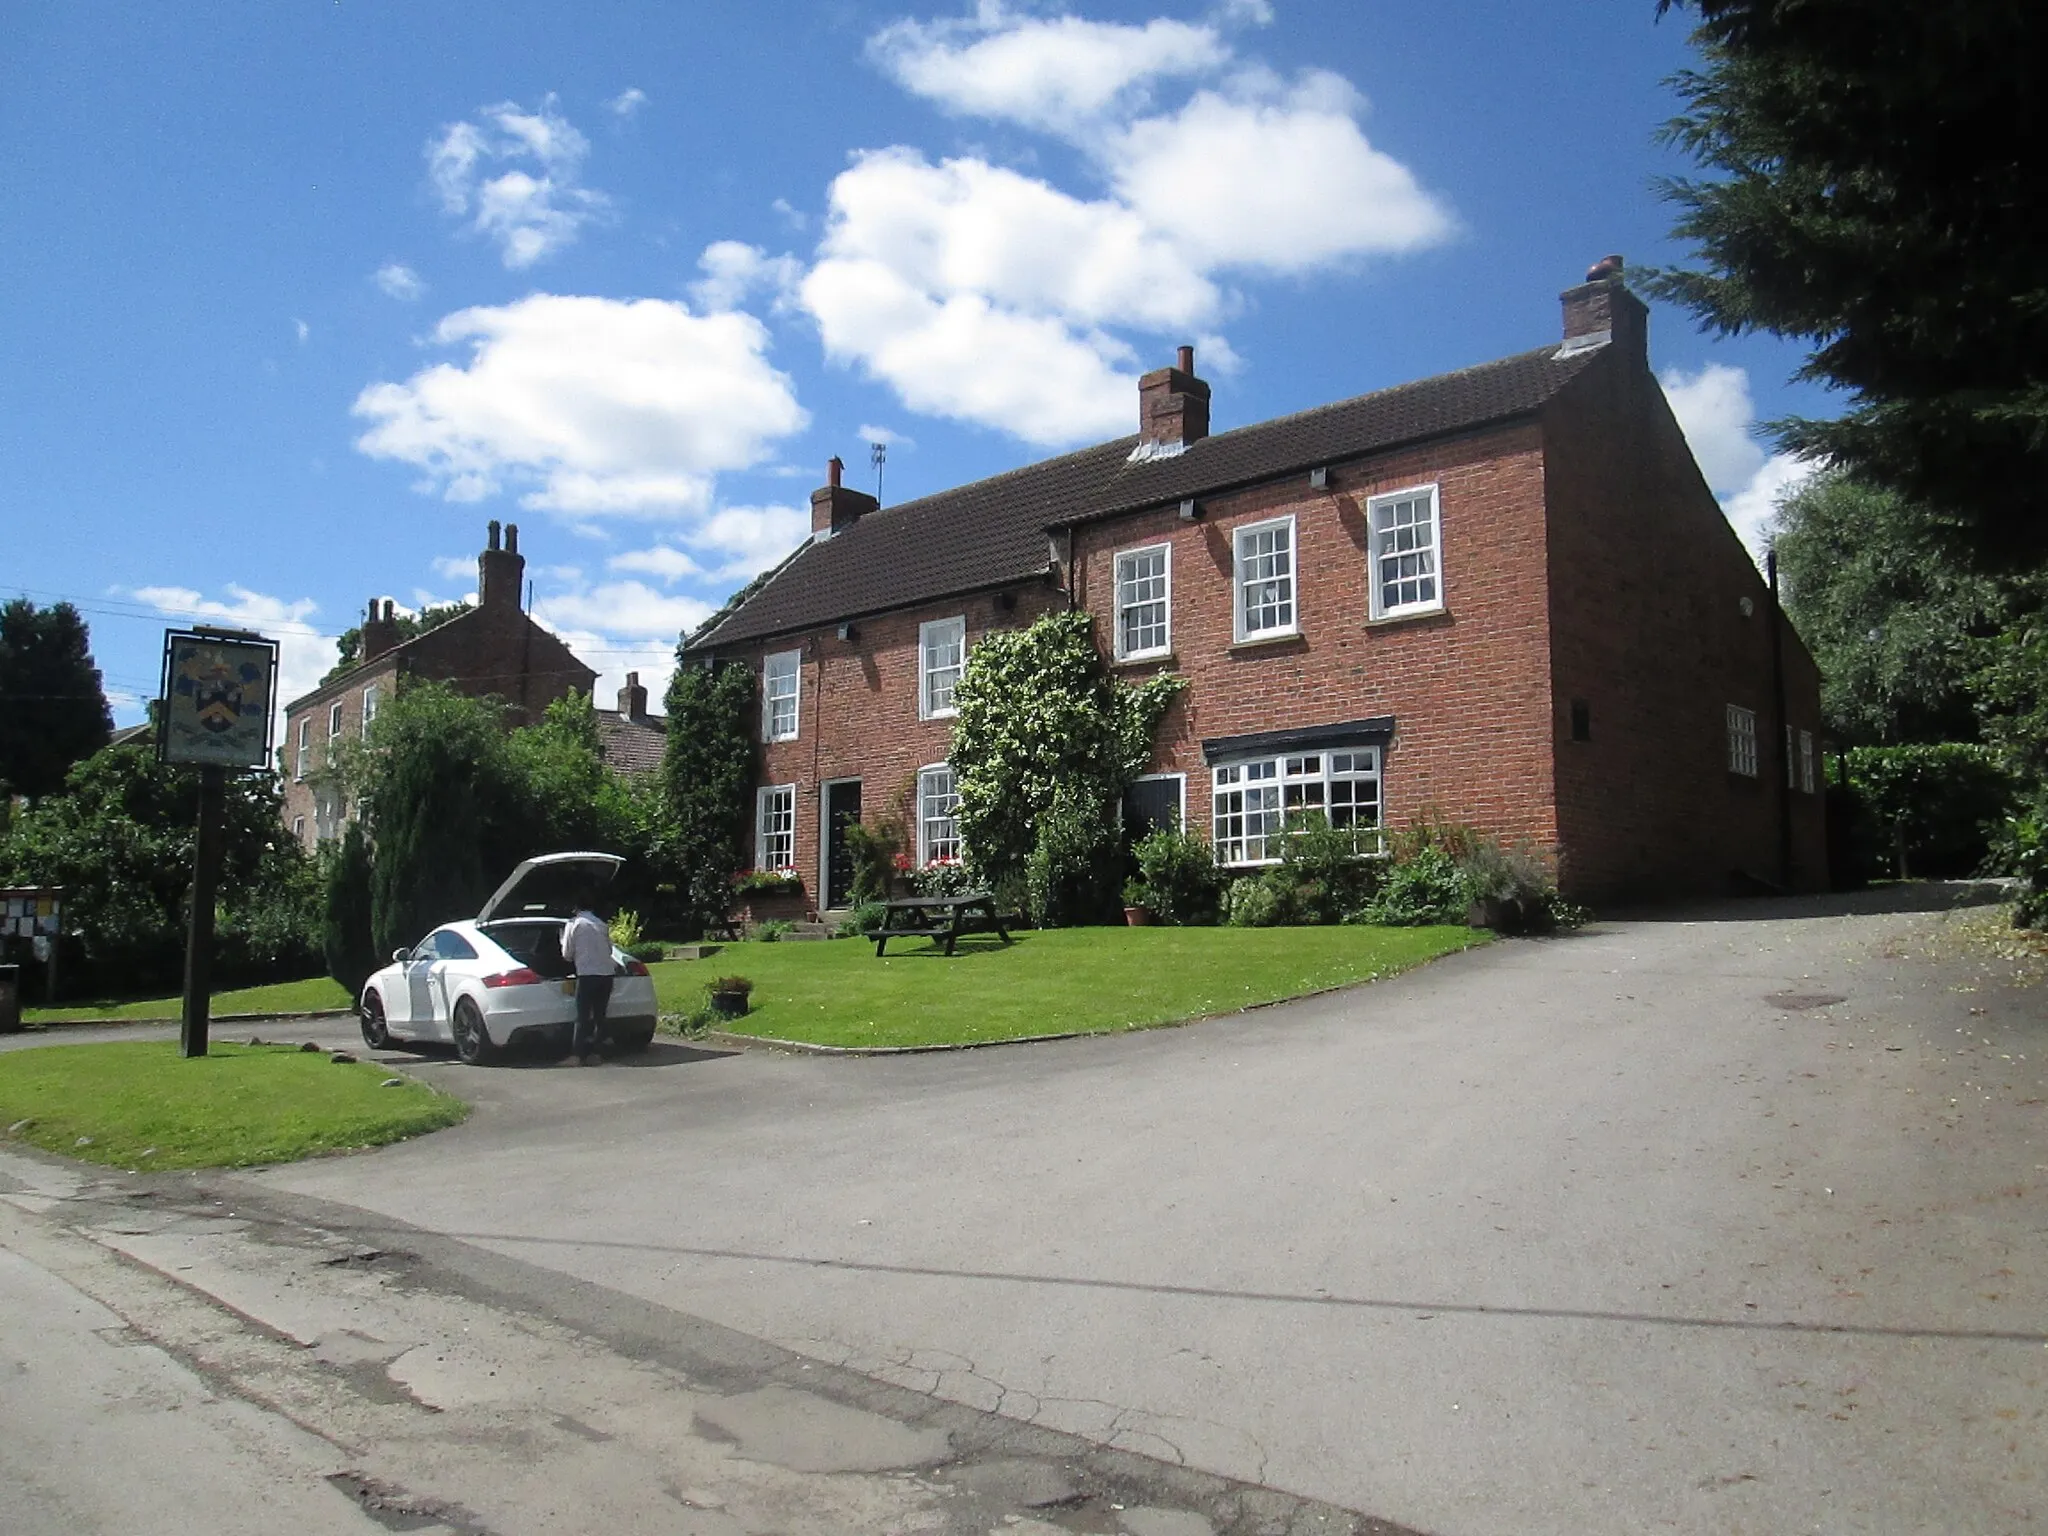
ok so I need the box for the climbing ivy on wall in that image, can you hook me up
[948,609,1186,915]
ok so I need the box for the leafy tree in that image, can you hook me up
[357,682,528,954]
[321,601,472,684]
[949,610,1187,906]
[1774,472,2008,744]
[660,656,756,930]
[504,691,642,854]
[0,599,113,798]
[1971,574,2048,791]
[1649,0,2048,566]
[0,741,310,994]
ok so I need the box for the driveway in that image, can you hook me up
[23,890,2047,1534]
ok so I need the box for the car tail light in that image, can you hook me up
[622,957,650,977]
[482,967,543,989]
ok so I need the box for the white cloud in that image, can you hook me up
[772,197,807,231]
[127,584,326,738]
[534,580,710,639]
[293,318,310,344]
[1106,75,1454,269]
[1660,362,1766,494]
[858,423,913,447]
[608,545,703,582]
[608,87,647,117]
[693,504,811,579]
[426,96,607,268]
[351,293,808,517]
[690,241,802,314]
[800,7,1453,445]
[871,2,1228,134]
[374,262,426,301]
[1661,362,1818,561]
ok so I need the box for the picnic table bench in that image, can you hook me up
[870,892,1016,957]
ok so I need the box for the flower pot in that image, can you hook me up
[709,990,750,1019]
[1124,905,1154,927]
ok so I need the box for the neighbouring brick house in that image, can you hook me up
[281,522,632,848]
[681,264,1828,911]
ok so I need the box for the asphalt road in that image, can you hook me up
[15,889,2046,1533]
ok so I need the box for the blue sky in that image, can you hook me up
[3,0,1822,731]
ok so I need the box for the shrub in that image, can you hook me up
[1991,808,2048,929]
[1025,785,1121,927]
[1843,743,2017,878]
[1224,873,1285,927]
[708,975,753,997]
[1127,824,1224,925]
[910,858,977,898]
[1361,845,1472,926]
[835,901,888,937]
[754,919,794,943]
[659,1003,717,1038]
[624,941,666,964]
[661,658,757,934]
[841,818,903,904]
[608,908,644,948]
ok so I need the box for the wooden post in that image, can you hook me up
[180,765,227,1058]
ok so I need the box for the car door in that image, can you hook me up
[426,928,481,1035]
[394,937,438,1031]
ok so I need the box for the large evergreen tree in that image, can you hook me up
[0,599,113,798]
[660,656,755,930]
[1649,0,2048,566]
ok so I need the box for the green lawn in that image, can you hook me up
[23,974,354,1025]
[657,924,1486,1049]
[0,1041,468,1169]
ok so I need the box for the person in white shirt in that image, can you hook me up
[561,893,614,1066]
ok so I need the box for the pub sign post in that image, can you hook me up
[157,627,279,1058]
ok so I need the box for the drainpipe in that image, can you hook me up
[1767,546,1793,890]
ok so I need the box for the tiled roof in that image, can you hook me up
[687,341,1602,652]
[596,711,666,778]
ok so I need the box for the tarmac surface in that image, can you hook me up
[4,884,2044,1534]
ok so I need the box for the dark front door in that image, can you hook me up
[824,781,863,910]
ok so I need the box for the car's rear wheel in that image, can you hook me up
[360,991,391,1050]
[451,998,498,1066]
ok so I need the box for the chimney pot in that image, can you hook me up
[1177,344,1194,372]
[505,523,519,555]
[488,519,501,551]
[828,456,843,489]
[478,520,527,609]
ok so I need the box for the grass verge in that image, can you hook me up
[23,975,355,1024]
[0,1042,468,1169]
[655,924,1486,1050]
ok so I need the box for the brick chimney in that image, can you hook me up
[616,671,649,720]
[1132,344,1210,461]
[478,519,526,610]
[361,598,400,662]
[810,456,878,539]
[1560,255,1647,367]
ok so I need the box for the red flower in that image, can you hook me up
[891,853,913,871]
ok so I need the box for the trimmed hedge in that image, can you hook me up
[1839,743,2017,880]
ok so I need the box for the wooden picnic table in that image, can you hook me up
[870,892,1015,957]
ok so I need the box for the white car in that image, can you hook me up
[359,852,658,1065]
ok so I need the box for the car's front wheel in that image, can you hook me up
[360,991,391,1050]
[451,998,499,1066]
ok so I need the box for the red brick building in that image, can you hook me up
[682,266,1827,910]
[282,522,606,848]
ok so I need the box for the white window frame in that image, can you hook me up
[1113,543,1173,661]
[1799,729,1816,795]
[1726,704,1759,777]
[1366,483,1445,620]
[1212,748,1381,867]
[294,718,309,781]
[328,701,344,740]
[919,616,966,720]
[360,684,379,739]
[762,649,801,743]
[755,783,797,872]
[1233,515,1298,642]
[915,764,961,866]
[292,815,305,843]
